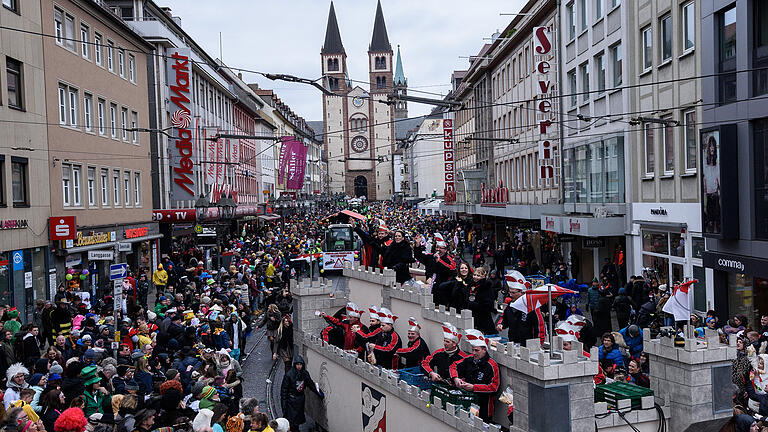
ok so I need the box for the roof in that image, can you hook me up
[369,0,391,52]
[395,117,424,141]
[322,2,345,55]
[394,45,406,86]
[307,121,325,141]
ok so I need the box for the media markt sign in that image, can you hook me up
[167,47,195,202]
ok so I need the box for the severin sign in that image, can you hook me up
[534,26,556,181]
[167,47,195,201]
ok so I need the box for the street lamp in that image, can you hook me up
[194,193,211,222]
[217,193,237,221]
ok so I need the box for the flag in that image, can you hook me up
[662,279,698,322]
[510,284,576,314]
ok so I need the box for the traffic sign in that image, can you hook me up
[110,263,128,280]
[194,224,203,234]
[117,242,132,252]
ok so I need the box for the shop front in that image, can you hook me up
[541,214,626,284]
[629,203,707,312]
[53,223,161,300]
[704,251,768,328]
[0,218,51,321]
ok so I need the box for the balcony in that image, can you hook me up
[122,17,182,47]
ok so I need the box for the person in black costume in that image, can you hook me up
[280,355,323,432]
[395,318,430,369]
[381,230,415,284]
[413,233,457,307]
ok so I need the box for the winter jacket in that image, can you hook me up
[413,245,457,306]
[497,305,546,345]
[449,352,500,421]
[619,327,643,357]
[448,276,472,312]
[381,240,415,284]
[322,315,363,351]
[598,344,625,372]
[280,355,320,427]
[368,329,402,370]
[395,336,431,369]
[586,286,600,311]
[83,388,111,417]
[465,279,496,335]
[354,226,388,269]
[421,348,468,381]
[627,372,650,388]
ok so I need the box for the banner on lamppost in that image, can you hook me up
[286,140,308,190]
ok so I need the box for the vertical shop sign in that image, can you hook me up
[167,47,195,200]
[534,26,556,181]
[443,118,454,195]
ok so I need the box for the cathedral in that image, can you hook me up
[321,1,407,200]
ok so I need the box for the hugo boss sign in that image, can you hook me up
[167,48,195,201]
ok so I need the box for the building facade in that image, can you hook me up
[701,0,768,324]
[320,1,398,200]
[42,0,157,299]
[0,0,51,319]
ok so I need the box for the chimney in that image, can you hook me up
[159,6,172,17]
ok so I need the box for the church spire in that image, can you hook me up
[322,2,345,55]
[394,45,406,86]
[369,0,391,52]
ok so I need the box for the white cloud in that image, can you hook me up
[158,0,524,121]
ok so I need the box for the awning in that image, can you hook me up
[258,214,280,221]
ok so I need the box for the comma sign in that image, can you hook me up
[167,47,195,201]
[534,26,556,180]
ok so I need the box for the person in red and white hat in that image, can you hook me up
[556,317,605,384]
[317,302,368,351]
[364,307,402,369]
[395,317,431,368]
[496,270,546,345]
[449,329,500,422]
[352,218,391,269]
[413,232,457,307]
[422,322,469,382]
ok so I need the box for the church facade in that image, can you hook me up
[320,1,407,200]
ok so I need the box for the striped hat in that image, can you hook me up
[201,385,217,399]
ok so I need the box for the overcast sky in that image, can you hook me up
[159,0,525,121]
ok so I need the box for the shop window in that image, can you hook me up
[693,265,707,312]
[669,232,686,257]
[642,254,669,284]
[692,236,705,259]
[642,231,668,254]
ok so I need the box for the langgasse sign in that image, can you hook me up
[167,48,195,201]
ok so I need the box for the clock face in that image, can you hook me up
[351,136,369,153]
[353,96,364,107]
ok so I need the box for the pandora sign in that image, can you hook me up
[167,48,195,201]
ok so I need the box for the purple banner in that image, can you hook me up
[277,136,294,186]
[286,140,308,190]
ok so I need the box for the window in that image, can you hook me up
[568,70,577,106]
[660,15,672,62]
[682,2,695,52]
[87,167,95,206]
[62,164,71,206]
[80,24,90,59]
[6,58,22,109]
[83,94,93,131]
[107,41,114,71]
[0,158,4,206]
[662,116,674,175]
[610,0,619,8]
[720,7,737,104]
[58,86,66,124]
[644,123,655,176]
[97,99,105,135]
[68,87,78,126]
[566,2,576,40]
[755,2,768,95]
[595,52,605,94]
[754,119,768,239]
[595,0,602,20]
[54,8,63,44]
[134,173,140,205]
[121,108,128,140]
[11,158,27,206]
[71,165,81,206]
[684,110,696,172]
[110,103,117,137]
[100,168,109,205]
[3,0,18,13]
[131,111,138,142]
[579,0,587,31]
[128,55,135,82]
[642,27,652,71]
[579,62,589,103]
[113,170,120,205]
[123,171,130,206]
[94,33,102,66]
[64,14,75,51]
[118,49,125,77]
[611,43,622,87]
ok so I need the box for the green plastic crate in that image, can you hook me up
[429,383,478,413]
[594,381,654,409]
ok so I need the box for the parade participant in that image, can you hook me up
[413,233,457,307]
[448,262,472,311]
[449,329,500,422]
[51,299,73,339]
[152,264,168,293]
[381,229,415,284]
[555,317,605,385]
[318,302,366,351]
[464,267,496,335]
[4,363,29,409]
[364,308,401,369]
[496,270,545,344]
[353,219,390,269]
[280,355,323,432]
[395,318,430,369]
[422,323,468,382]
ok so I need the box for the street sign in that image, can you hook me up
[110,263,128,280]
[194,224,203,234]
[89,250,114,260]
[117,242,132,252]
[113,279,123,296]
